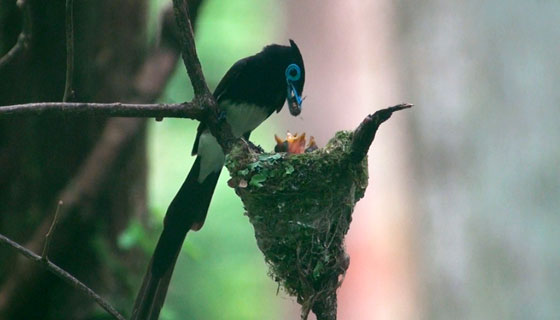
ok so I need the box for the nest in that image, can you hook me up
[226,131,369,320]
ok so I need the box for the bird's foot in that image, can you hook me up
[247,140,264,153]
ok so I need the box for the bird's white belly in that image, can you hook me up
[223,102,270,137]
[197,102,269,182]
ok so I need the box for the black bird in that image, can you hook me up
[132,40,305,320]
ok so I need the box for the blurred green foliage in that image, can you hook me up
[142,0,289,319]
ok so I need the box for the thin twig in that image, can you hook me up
[0,101,206,119]
[41,200,63,261]
[0,0,32,70]
[63,0,75,102]
[0,233,126,320]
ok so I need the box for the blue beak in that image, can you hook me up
[287,81,303,116]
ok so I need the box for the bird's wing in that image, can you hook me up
[192,58,249,156]
[213,57,248,102]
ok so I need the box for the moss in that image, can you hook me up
[225,131,368,320]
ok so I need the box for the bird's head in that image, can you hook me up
[261,40,305,116]
[284,40,305,116]
[217,40,305,117]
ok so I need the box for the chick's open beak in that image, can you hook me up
[274,132,316,154]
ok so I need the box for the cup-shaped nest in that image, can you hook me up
[225,131,368,320]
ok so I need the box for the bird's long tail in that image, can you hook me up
[131,156,221,320]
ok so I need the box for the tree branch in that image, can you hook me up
[0,233,125,320]
[170,0,210,98]
[350,103,413,163]
[0,0,32,70]
[0,101,205,119]
[170,0,237,154]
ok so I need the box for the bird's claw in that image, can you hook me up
[247,140,264,153]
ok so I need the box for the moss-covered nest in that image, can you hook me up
[225,131,368,320]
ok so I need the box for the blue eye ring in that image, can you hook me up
[285,64,301,81]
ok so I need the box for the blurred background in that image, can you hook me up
[1,0,559,319]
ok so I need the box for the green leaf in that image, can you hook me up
[313,261,324,279]
[249,173,268,187]
[258,153,282,162]
[284,164,295,175]
[248,162,261,170]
